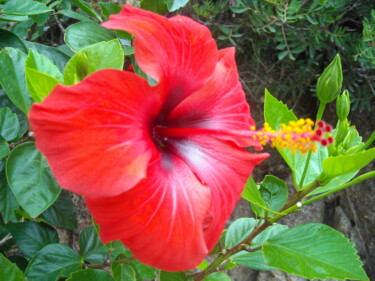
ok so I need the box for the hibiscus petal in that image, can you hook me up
[102,5,218,109]
[167,136,268,251]
[165,47,258,147]
[85,154,211,271]
[29,69,160,197]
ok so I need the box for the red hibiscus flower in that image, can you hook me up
[29,5,268,271]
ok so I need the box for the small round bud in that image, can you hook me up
[316,55,343,104]
[296,202,302,208]
[334,119,349,145]
[336,90,351,120]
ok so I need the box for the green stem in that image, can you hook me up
[298,151,312,188]
[298,102,326,188]
[315,102,326,123]
[193,178,323,280]
[303,171,375,206]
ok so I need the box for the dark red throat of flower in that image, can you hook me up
[153,119,333,154]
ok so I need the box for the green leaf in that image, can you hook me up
[0,253,26,281]
[277,50,289,60]
[0,174,19,223]
[264,90,329,187]
[64,21,116,51]
[2,0,52,15]
[242,177,266,207]
[25,49,63,82]
[105,240,127,261]
[112,263,137,281]
[59,9,93,22]
[140,0,167,14]
[25,42,71,73]
[67,269,116,281]
[0,14,29,22]
[165,0,189,12]
[263,223,369,280]
[231,224,288,271]
[6,221,59,258]
[130,260,156,280]
[159,271,188,281]
[0,48,32,115]
[225,218,257,248]
[322,148,375,178]
[41,190,78,230]
[0,107,19,141]
[0,90,28,139]
[25,244,84,281]
[0,29,28,53]
[6,142,61,218]
[79,226,109,263]
[63,39,124,85]
[99,2,122,19]
[258,175,288,212]
[0,142,10,159]
[68,0,102,21]
[25,68,60,102]
[203,272,231,281]
[264,89,297,130]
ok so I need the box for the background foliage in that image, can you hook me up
[190,0,375,112]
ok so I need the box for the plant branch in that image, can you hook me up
[303,171,375,206]
[193,177,323,280]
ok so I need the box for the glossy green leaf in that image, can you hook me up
[25,42,71,73]
[6,142,61,217]
[264,89,297,129]
[2,0,52,15]
[67,269,116,281]
[232,251,274,271]
[309,171,358,195]
[203,272,231,281]
[159,271,188,281]
[6,221,59,258]
[0,29,28,53]
[26,49,63,82]
[68,0,102,21]
[165,0,189,12]
[0,14,29,22]
[231,224,288,271]
[65,21,116,51]
[99,2,122,19]
[105,240,127,261]
[140,0,167,14]
[225,218,257,248]
[59,9,93,22]
[323,148,375,178]
[0,143,10,159]
[0,107,19,141]
[63,39,124,85]
[242,177,267,208]
[0,253,26,281]
[79,226,108,263]
[42,190,77,230]
[0,48,32,115]
[131,260,156,280]
[30,13,50,26]
[0,174,19,223]
[112,262,137,281]
[263,223,369,280]
[25,68,60,102]
[259,175,288,212]
[0,90,28,138]
[25,244,84,281]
